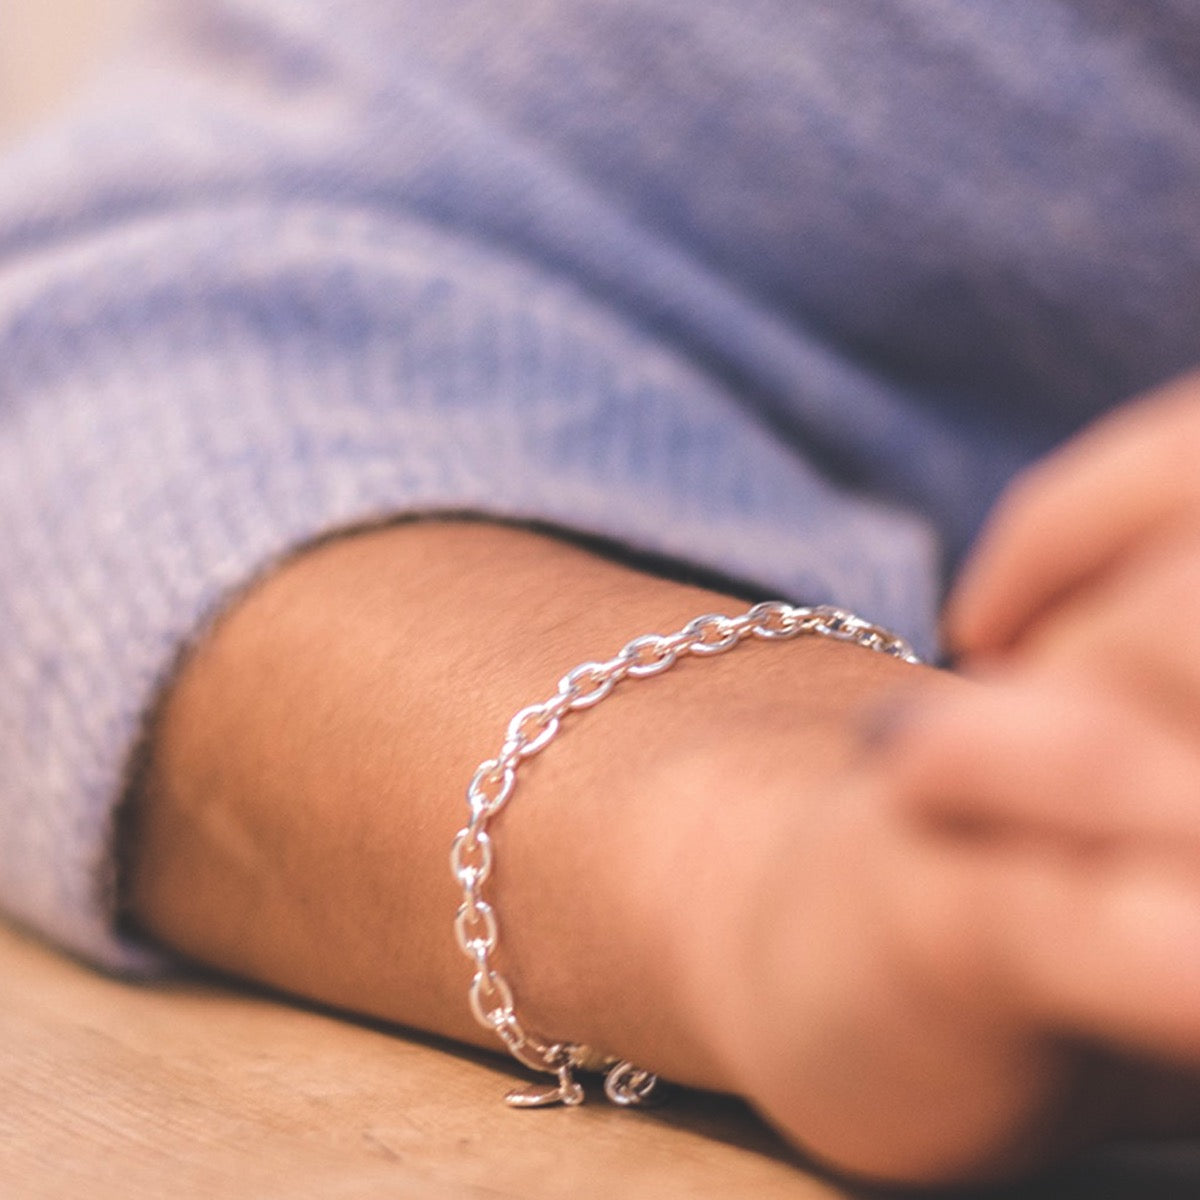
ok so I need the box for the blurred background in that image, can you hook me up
[1,0,144,144]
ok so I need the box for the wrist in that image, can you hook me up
[492,624,925,1098]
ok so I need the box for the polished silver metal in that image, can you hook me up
[603,1060,665,1107]
[451,602,922,1110]
[506,1062,586,1108]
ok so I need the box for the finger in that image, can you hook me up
[945,372,1200,660]
[1010,532,1200,744]
[877,677,1200,854]
[892,828,1200,1065]
[1001,857,1200,1062]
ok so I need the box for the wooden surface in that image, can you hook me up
[5,919,1200,1200]
[0,920,844,1200]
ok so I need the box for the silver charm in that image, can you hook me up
[505,1065,585,1108]
[604,1060,665,1107]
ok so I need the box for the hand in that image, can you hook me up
[669,678,1200,1187]
[851,374,1200,1178]
[930,369,1200,862]
[946,368,1200,667]
[121,518,1200,1190]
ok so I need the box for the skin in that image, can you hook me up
[123,375,1200,1187]
[892,374,1200,1052]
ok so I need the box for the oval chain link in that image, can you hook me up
[451,602,921,1107]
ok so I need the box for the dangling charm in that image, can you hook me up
[505,1062,585,1108]
[603,1061,664,1107]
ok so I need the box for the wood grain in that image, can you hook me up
[6,918,1200,1199]
[0,920,847,1199]
[7,916,1200,1198]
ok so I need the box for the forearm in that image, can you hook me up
[122,519,923,1092]
[126,519,1169,1186]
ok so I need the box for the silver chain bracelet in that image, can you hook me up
[451,600,922,1110]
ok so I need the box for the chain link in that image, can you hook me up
[451,602,921,1108]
